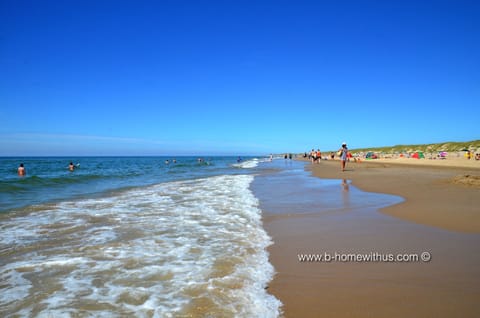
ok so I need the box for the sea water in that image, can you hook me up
[0,156,282,317]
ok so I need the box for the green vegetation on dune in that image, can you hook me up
[349,140,480,154]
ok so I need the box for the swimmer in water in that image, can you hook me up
[18,163,26,176]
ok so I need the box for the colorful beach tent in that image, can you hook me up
[412,152,425,159]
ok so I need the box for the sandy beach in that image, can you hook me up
[311,157,480,233]
[262,158,480,317]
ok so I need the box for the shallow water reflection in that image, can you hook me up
[252,160,403,217]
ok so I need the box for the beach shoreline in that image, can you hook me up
[308,158,480,233]
[262,158,480,317]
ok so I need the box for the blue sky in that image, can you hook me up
[1,0,479,156]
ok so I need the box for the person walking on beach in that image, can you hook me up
[339,142,348,171]
[310,149,316,164]
[18,163,26,176]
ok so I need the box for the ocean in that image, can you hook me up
[0,156,282,317]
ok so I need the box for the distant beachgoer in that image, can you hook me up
[69,162,75,171]
[237,157,242,163]
[165,160,170,165]
[316,149,321,163]
[310,149,316,164]
[339,142,348,171]
[270,154,273,161]
[173,159,177,163]
[18,163,26,176]
[330,152,335,160]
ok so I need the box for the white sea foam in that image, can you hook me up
[232,157,266,169]
[0,174,282,317]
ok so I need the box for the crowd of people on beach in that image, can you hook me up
[302,141,480,173]
[303,142,351,171]
[465,150,480,160]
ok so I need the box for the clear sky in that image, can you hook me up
[1,0,479,156]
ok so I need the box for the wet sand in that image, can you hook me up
[311,158,480,233]
[260,159,480,318]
